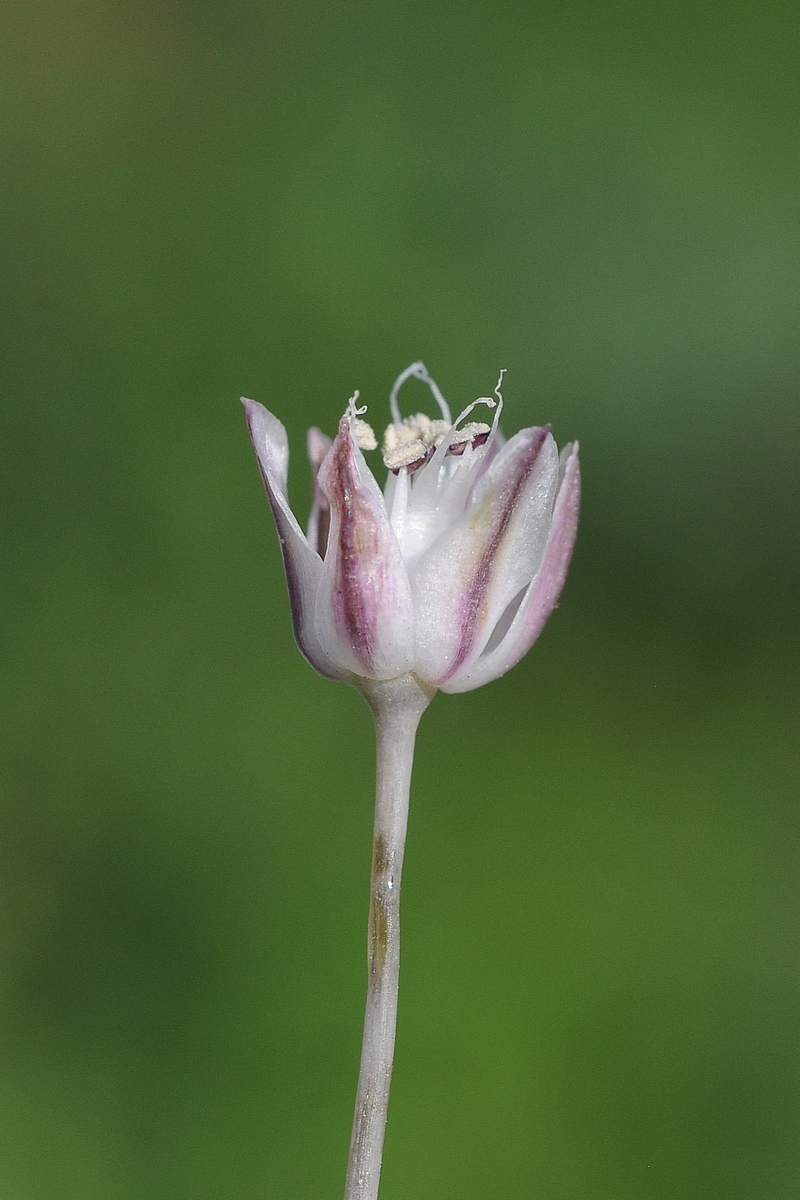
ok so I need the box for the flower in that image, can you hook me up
[242,363,579,694]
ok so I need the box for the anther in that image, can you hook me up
[382,413,493,473]
[354,419,377,451]
[446,421,491,455]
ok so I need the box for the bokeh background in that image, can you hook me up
[2,1,799,1196]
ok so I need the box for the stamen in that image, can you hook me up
[384,443,428,473]
[382,370,506,473]
[354,419,377,451]
[426,395,493,470]
[453,369,505,439]
[388,362,453,426]
[452,396,496,428]
[447,420,491,455]
[381,415,421,471]
[460,369,506,456]
[343,391,377,450]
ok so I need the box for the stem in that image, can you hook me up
[344,673,435,1200]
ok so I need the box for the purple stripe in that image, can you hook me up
[445,425,551,682]
[326,422,381,672]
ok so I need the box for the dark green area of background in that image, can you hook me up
[1,1,799,1196]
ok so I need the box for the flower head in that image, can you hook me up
[242,363,579,694]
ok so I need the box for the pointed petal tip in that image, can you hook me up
[560,442,581,490]
[241,396,279,423]
[307,426,332,457]
[241,396,271,439]
[241,396,257,425]
[241,399,289,461]
[240,396,263,419]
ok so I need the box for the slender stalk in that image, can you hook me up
[344,673,435,1200]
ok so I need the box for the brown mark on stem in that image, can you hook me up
[369,834,392,984]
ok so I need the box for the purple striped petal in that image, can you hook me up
[411,425,561,687]
[242,399,349,681]
[316,416,415,680]
[442,442,580,693]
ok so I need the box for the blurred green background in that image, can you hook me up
[1,0,799,1196]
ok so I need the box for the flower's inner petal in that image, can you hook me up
[384,464,410,544]
[306,427,332,560]
[390,392,501,564]
[397,441,484,563]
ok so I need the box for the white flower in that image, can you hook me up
[242,362,579,693]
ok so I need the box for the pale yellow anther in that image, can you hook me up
[448,420,491,447]
[381,413,492,471]
[427,419,451,447]
[354,418,377,451]
[383,422,416,453]
[404,413,430,440]
[382,417,429,470]
[383,437,428,471]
